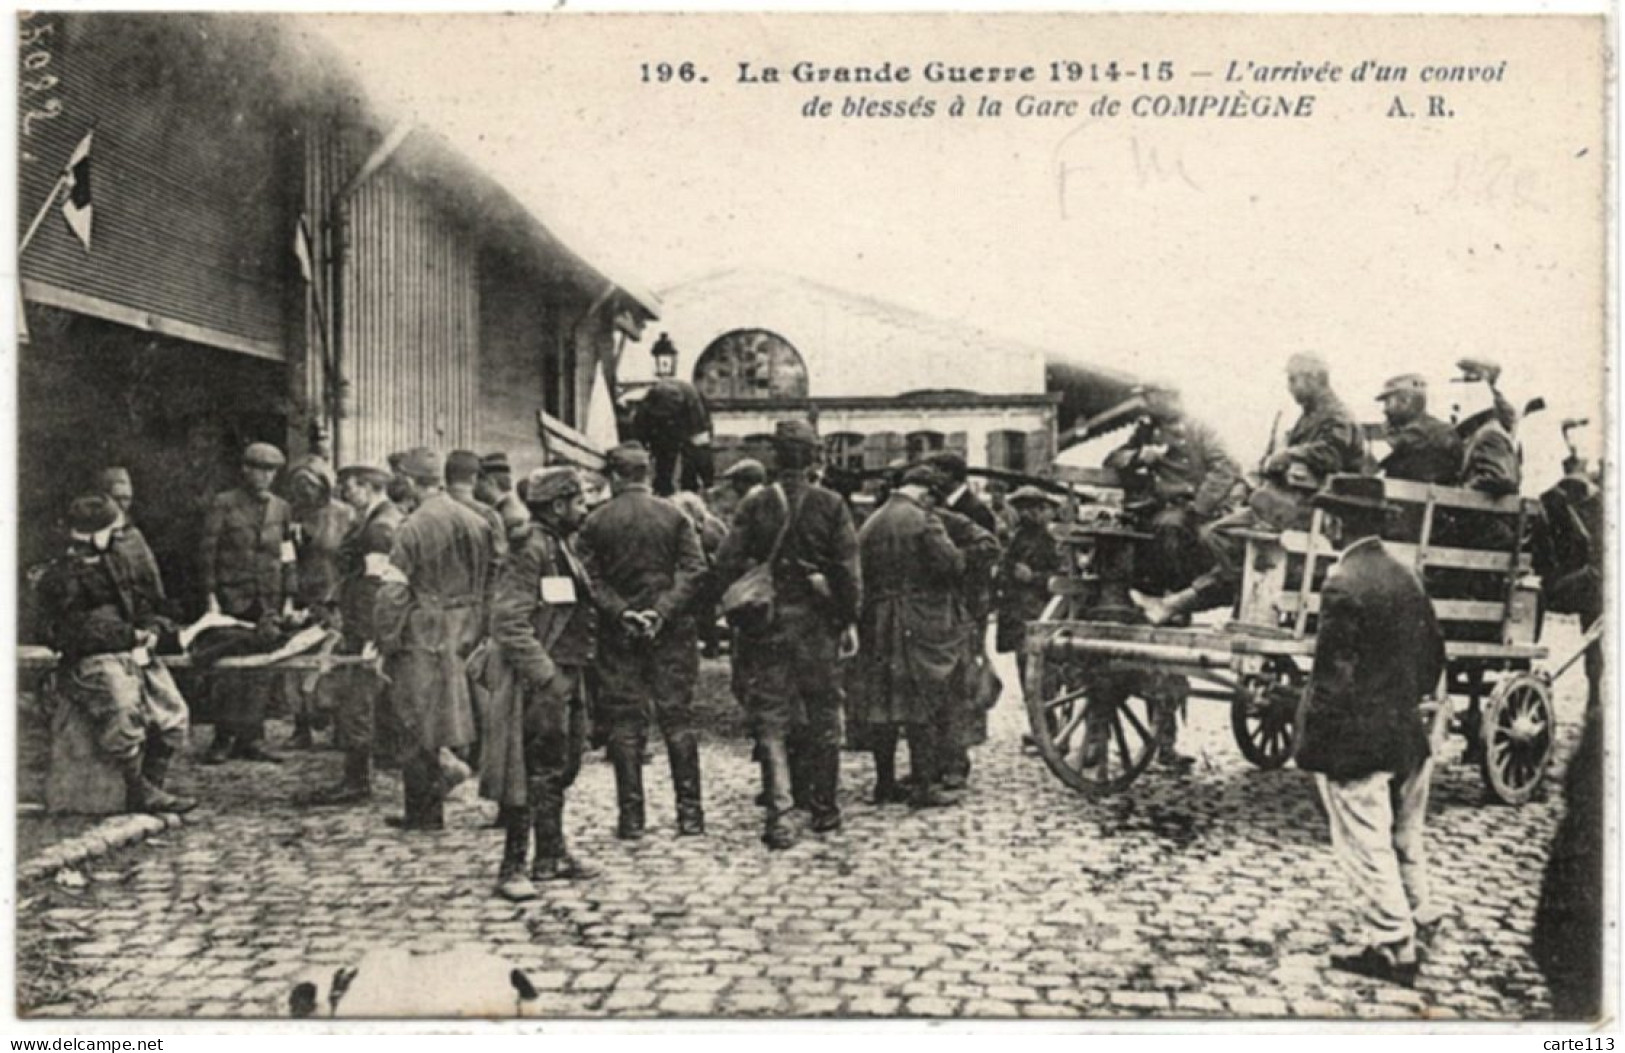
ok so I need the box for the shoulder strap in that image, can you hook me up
[765,484,803,564]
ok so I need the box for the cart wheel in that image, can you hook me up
[1024,643,1170,797]
[1479,672,1555,805]
[1231,660,1302,770]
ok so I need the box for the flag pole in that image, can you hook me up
[17,173,68,256]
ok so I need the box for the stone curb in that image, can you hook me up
[18,812,188,884]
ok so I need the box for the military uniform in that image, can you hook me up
[374,488,495,829]
[1381,415,1463,485]
[994,497,1064,679]
[577,458,708,838]
[1460,415,1521,497]
[199,448,296,756]
[304,488,403,804]
[716,454,861,842]
[36,496,193,813]
[853,483,967,806]
[632,377,715,496]
[483,469,598,893]
[935,507,1000,789]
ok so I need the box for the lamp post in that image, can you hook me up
[652,332,678,380]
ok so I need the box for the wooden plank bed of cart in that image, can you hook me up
[1022,475,1556,804]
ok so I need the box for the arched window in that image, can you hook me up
[693,330,810,401]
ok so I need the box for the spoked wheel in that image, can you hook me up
[1479,672,1555,805]
[1024,642,1172,797]
[1231,658,1303,770]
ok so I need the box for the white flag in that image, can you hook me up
[294,214,315,283]
[61,131,93,251]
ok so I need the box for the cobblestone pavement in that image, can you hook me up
[18,619,1591,1021]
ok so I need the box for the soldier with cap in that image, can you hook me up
[199,441,297,764]
[577,441,708,839]
[711,457,767,526]
[36,494,196,814]
[716,419,862,848]
[1293,474,1446,988]
[1138,353,1365,626]
[482,467,600,898]
[924,451,998,534]
[852,464,968,809]
[284,455,355,748]
[302,465,403,805]
[631,376,716,497]
[928,473,1002,792]
[994,487,1064,686]
[374,448,495,830]
[447,449,510,571]
[476,452,532,546]
[1376,375,1462,485]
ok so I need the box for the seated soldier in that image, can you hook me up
[1105,386,1246,599]
[1454,357,1522,497]
[35,495,196,814]
[1138,353,1364,626]
[1375,374,1462,485]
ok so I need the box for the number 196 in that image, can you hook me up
[641,62,699,82]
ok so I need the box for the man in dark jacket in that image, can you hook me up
[578,442,708,839]
[484,467,600,898]
[716,420,862,849]
[994,487,1063,684]
[1293,475,1446,988]
[1141,353,1364,625]
[302,465,402,805]
[853,465,967,810]
[1375,375,1462,485]
[374,448,495,830]
[37,494,197,815]
[631,374,715,497]
[199,441,297,764]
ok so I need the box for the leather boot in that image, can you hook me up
[786,730,811,813]
[760,736,795,850]
[201,728,234,766]
[142,740,174,789]
[668,736,705,837]
[608,734,646,840]
[907,722,957,810]
[808,745,842,833]
[496,806,537,902]
[870,728,908,804]
[123,755,197,815]
[302,749,371,806]
[530,789,598,882]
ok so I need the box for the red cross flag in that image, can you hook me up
[61,131,93,251]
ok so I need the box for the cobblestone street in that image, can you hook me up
[18,620,1589,1021]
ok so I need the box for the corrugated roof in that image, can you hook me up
[616,269,1047,398]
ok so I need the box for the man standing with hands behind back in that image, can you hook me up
[1293,475,1447,988]
[578,442,708,840]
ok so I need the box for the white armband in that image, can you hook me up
[279,541,297,564]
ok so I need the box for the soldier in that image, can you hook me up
[924,451,998,533]
[1107,387,1246,598]
[96,466,168,628]
[36,495,196,814]
[285,456,354,748]
[301,466,402,806]
[716,420,861,849]
[1139,353,1364,626]
[484,468,600,899]
[374,448,495,830]
[577,442,708,839]
[994,486,1063,686]
[1453,358,1522,497]
[931,481,1001,792]
[199,441,297,764]
[477,451,532,545]
[852,465,966,809]
[1376,374,1462,485]
[1293,475,1446,988]
[631,374,716,497]
[447,449,510,566]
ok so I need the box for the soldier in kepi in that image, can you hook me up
[374,448,495,830]
[577,442,708,840]
[483,467,600,899]
[301,465,402,806]
[1137,353,1364,626]
[716,420,862,849]
[993,486,1063,688]
[199,441,298,764]
[1374,374,1462,485]
[36,494,196,815]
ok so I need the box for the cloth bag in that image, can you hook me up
[720,486,799,634]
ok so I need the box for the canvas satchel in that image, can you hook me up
[720,485,800,633]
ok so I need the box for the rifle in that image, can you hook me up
[1257,410,1283,476]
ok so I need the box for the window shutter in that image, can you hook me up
[947,431,969,462]
[1025,429,1054,474]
